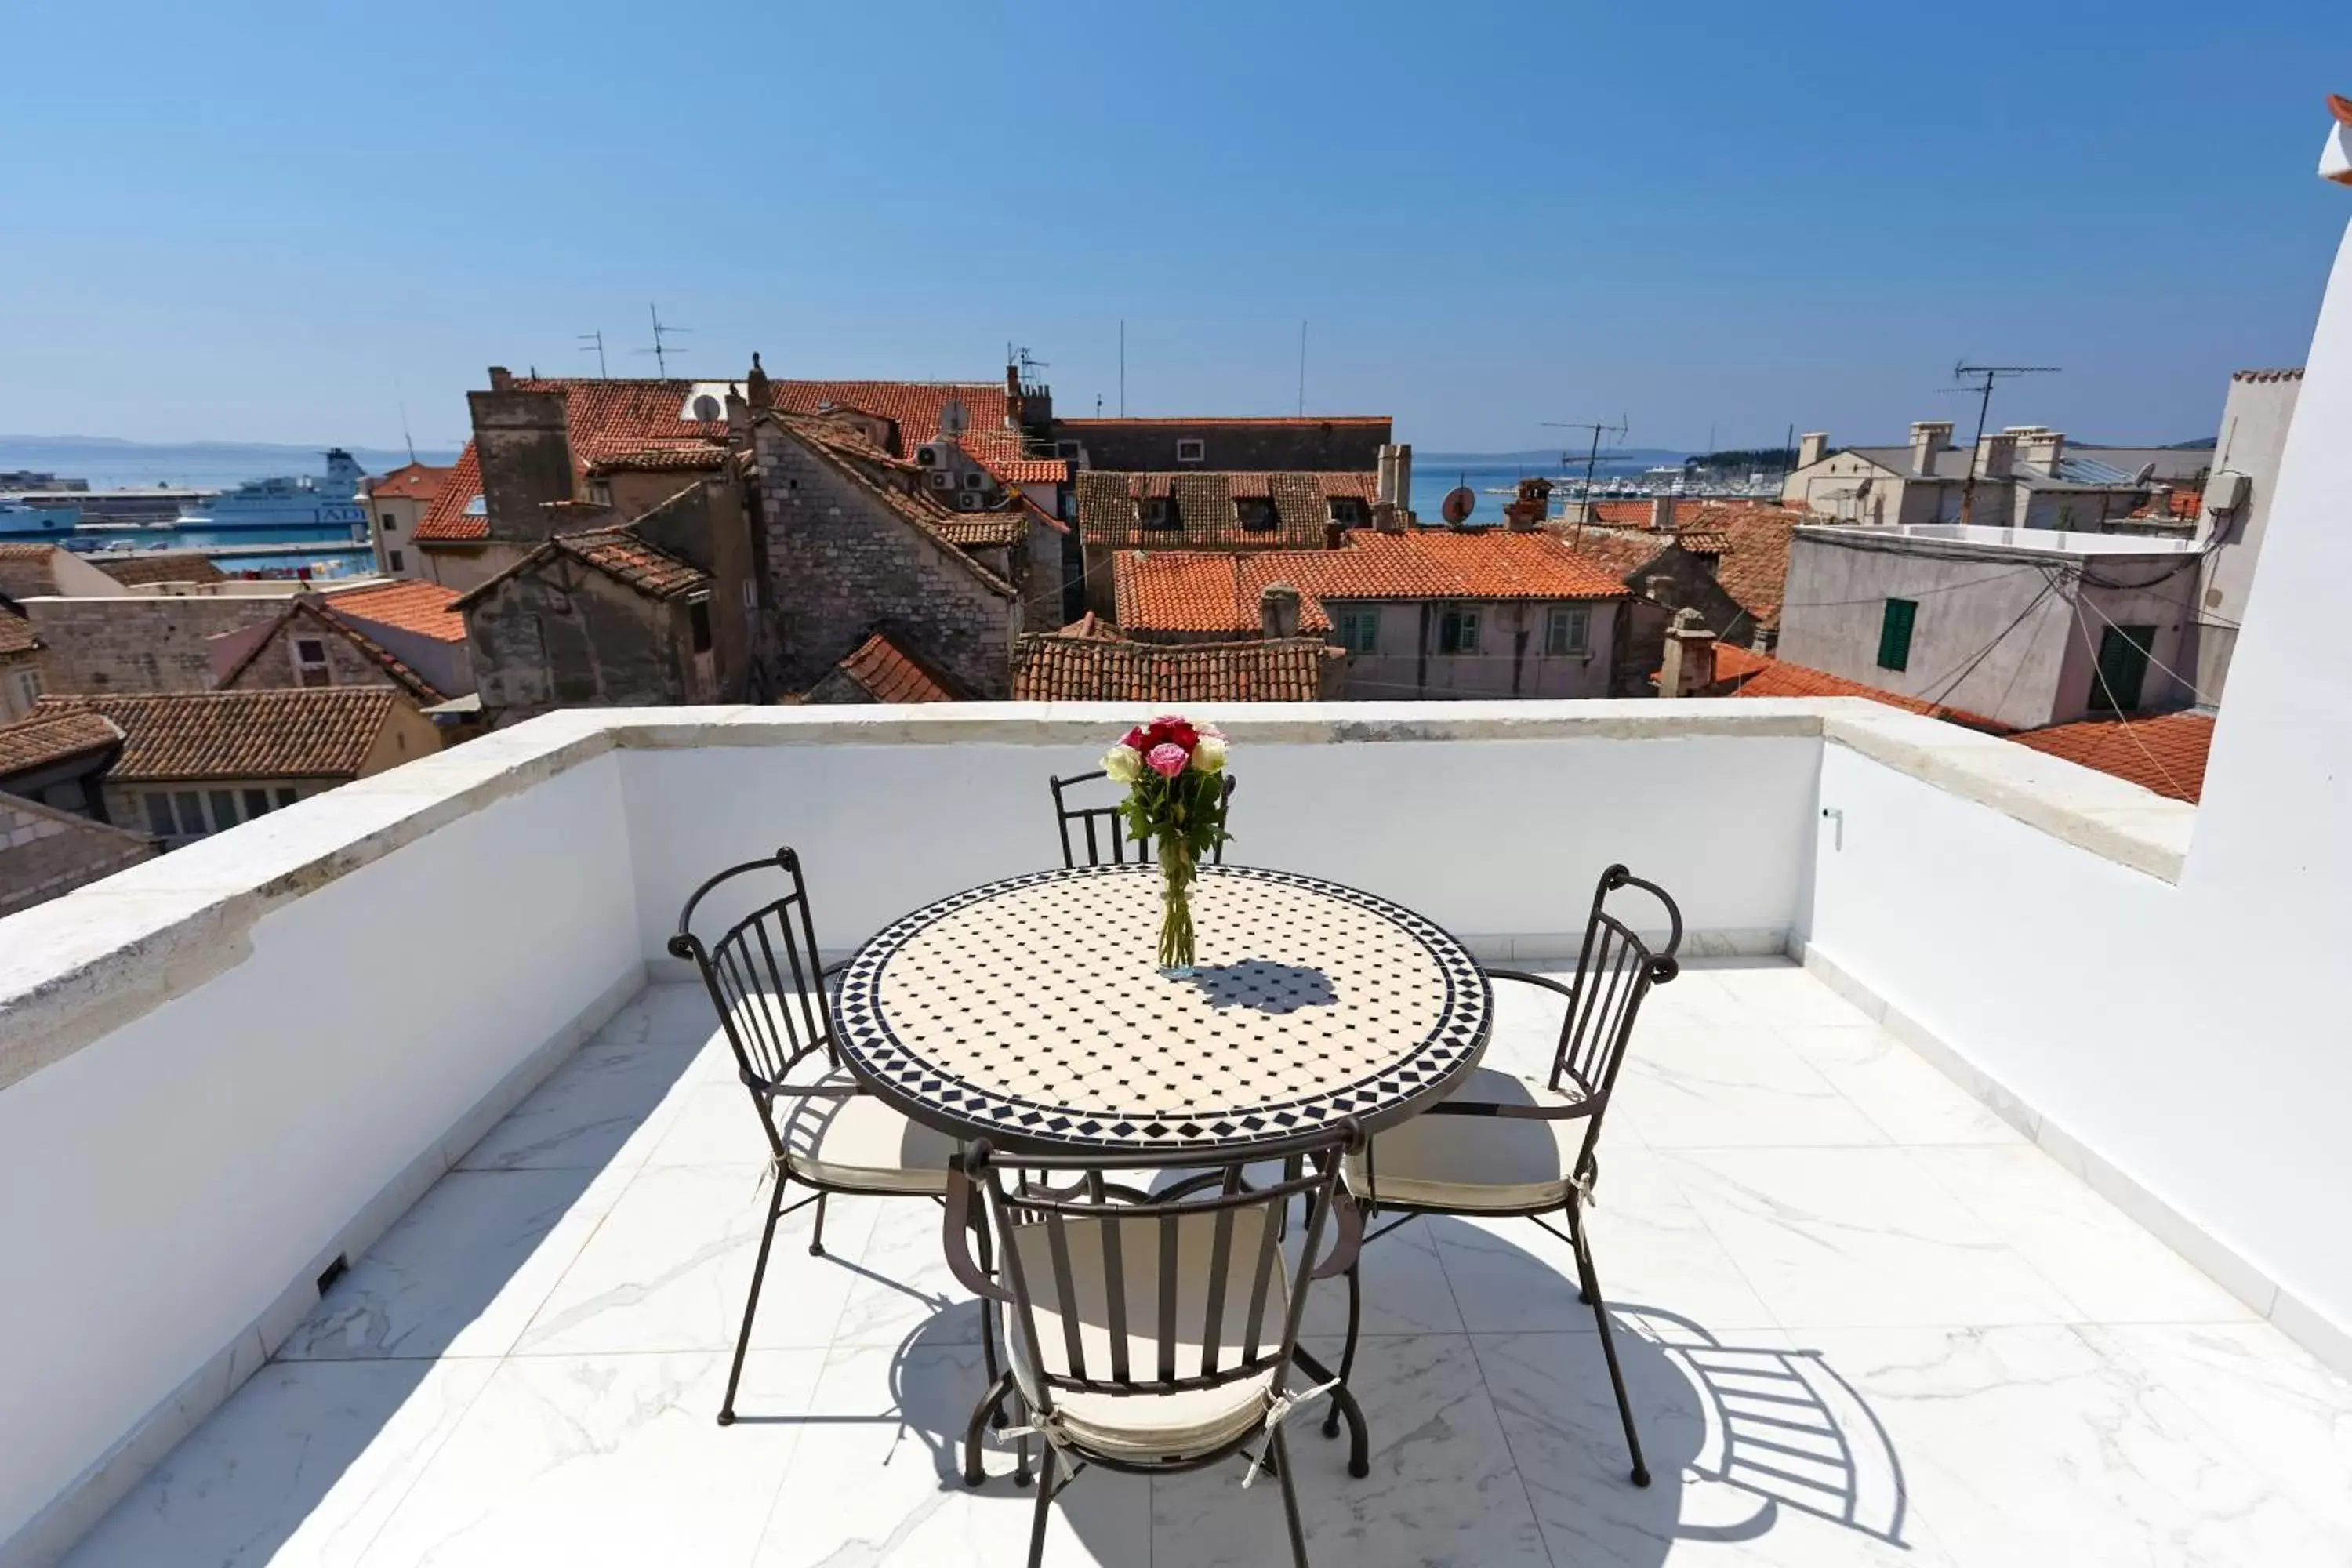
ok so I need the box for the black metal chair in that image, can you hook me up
[1050,768,1236,868]
[670,846,992,1425]
[943,1127,1370,1568]
[1338,863,1682,1486]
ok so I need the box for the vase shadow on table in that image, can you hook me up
[1187,959,1337,1014]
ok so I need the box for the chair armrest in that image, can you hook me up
[1308,1189,1365,1280]
[942,1162,1012,1304]
[1421,1097,1597,1121]
[1483,967,1576,1000]
[750,1073,861,1100]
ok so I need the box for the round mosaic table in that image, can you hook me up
[832,863,1494,1157]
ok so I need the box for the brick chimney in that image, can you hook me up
[1650,494,1676,532]
[466,383,575,544]
[1657,607,1718,697]
[1004,363,1024,428]
[1976,430,2017,480]
[487,365,514,392]
[1504,477,1552,532]
[1371,500,1407,535]
[1376,445,1399,506]
[1797,431,1828,468]
[2012,426,2064,470]
[1909,421,1952,473]
[1259,582,1301,640]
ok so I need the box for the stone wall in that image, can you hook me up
[26,596,290,693]
[218,611,423,697]
[753,423,1018,698]
[0,793,154,917]
[1058,419,1389,472]
[464,560,691,726]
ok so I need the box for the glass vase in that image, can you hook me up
[1157,837,1197,977]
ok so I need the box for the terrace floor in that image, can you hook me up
[65,960,2352,1566]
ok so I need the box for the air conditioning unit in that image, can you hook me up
[930,470,955,490]
[2205,470,2249,513]
[963,471,987,491]
[915,445,941,466]
[956,492,983,511]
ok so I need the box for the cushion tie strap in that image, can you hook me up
[1240,1377,1338,1489]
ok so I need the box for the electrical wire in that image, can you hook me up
[2054,578,2192,801]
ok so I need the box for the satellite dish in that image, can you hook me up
[2131,462,2157,483]
[938,398,969,438]
[691,394,723,421]
[1441,485,1476,525]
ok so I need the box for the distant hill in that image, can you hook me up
[0,434,463,490]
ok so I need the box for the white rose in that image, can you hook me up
[1190,735,1229,774]
[1102,745,1143,784]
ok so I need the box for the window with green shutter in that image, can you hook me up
[2089,624,2154,712]
[1877,598,1918,672]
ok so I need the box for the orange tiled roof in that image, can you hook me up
[0,543,64,600]
[30,690,402,782]
[326,580,468,643]
[447,525,710,612]
[2011,711,2214,803]
[586,446,731,476]
[0,709,122,777]
[830,631,960,703]
[1711,644,2008,731]
[985,456,1071,485]
[365,463,455,503]
[1116,529,1628,637]
[1013,634,1336,702]
[1058,612,1126,641]
[89,553,227,588]
[413,445,488,543]
[0,604,36,657]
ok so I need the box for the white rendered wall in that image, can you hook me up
[0,752,643,1551]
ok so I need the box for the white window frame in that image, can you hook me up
[291,635,332,688]
[11,666,41,713]
[1545,604,1591,656]
[1174,437,1206,464]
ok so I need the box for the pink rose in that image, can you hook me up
[1145,742,1189,778]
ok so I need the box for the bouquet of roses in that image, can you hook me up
[1099,714,1231,972]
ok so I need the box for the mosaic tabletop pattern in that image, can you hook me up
[834,864,1494,1155]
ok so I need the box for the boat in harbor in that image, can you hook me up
[0,498,78,537]
[175,448,368,535]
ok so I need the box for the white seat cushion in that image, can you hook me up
[776,1075,953,1194]
[1002,1207,1287,1461]
[1344,1066,1592,1212]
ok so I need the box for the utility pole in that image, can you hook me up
[1951,361,2058,524]
[578,330,608,378]
[1543,416,1631,543]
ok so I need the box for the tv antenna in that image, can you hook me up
[579,330,608,378]
[1543,416,1631,542]
[1007,344,1050,380]
[395,379,417,465]
[1949,361,2057,524]
[634,303,691,376]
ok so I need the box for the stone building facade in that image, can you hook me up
[24,595,292,694]
[0,792,154,917]
[1053,417,1391,473]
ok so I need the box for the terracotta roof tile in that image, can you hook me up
[1711,644,2008,731]
[2230,367,2303,383]
[831,631,961,702]
[585,445,730,476]
[0,710,121,777]
[1115,529,1628,637]
[2011,711,2214,803]
[89,553,227,588]
[446,525,710,612]
[0,543,64,600]
[1058,612,1126,641]
[1554,527,1671,581]
[415,445,487,543]
[28,690,402,782]
[326,579,468,642]
[1077,471,1386,550]
[364,463,455,503]
[1013,635,1337,702]
[0,605,35,657]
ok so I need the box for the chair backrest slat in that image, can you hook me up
[670,848,840,1104]
[1548,865,1682,1176]
[1099,1210,1131,1385]
[1050,768,1237,869]
[1156,1206,1180,1384]
[1042,1209,1088,1381]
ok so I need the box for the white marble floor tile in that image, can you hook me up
[355,1350,822,1568]
[1635,967,1758,1026]
[1661,1148,2081,1329]
[1428,1147,1779,1334]
[1149,1332,1552,1568]
[1612,1022,1889,1150]
[1301,1203,1468,1338]
[63,1358,499,1568]
[280,1168,626,1362]
[1909,1145,2255,1324]
[455,991,709,1172]
[829,1194,989,1350]
[1809,1325,2351,1566]
[515,1164,873,1356]
[1702,964,1878,1029]
[1475,1326,1954,1566]
[643,1080,780,1167]
[2080,1323,2352,1537]
[1767,1024,2025,1147]
[752,1340,1147,1566]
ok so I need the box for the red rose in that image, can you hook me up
[1145,717,1199,752]
[1122,726,1150,751]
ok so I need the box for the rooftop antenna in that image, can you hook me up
[1009,344,1049,380]
[395,379,417,465]
[634,303,691,376]
[1543,415,1632,543]
[579,330,608,379]
[1949,361,2058,524]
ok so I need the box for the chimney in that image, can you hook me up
[1505,477,1551,532]
[487,365,514,392]
[1325,521,1348,549]
[1393,444,1413,519]
[1004,363,1025,427]
[1259,582,1301,641]
[1657,607,1719,698]
[1976,431,2016,480]
[1650,494,1677,532]
[2015,427,2063,470]
[466,385,575,543]
[1797,431,1828,468]
[1376,444,1399,506]
[746,351,772,411]
[1371,500,1407,535]
[1909,421,1952,473]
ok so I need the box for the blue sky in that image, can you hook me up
[2,0,2344,453]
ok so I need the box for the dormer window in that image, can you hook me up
[292,637,331,688]
[1239,499,1278,532]
[1175,438,1206,463]
[1329,497,1367,528]
[1142,497,1178,531]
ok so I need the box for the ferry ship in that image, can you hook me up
[0,499,78,537]
[175,448,368,535]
